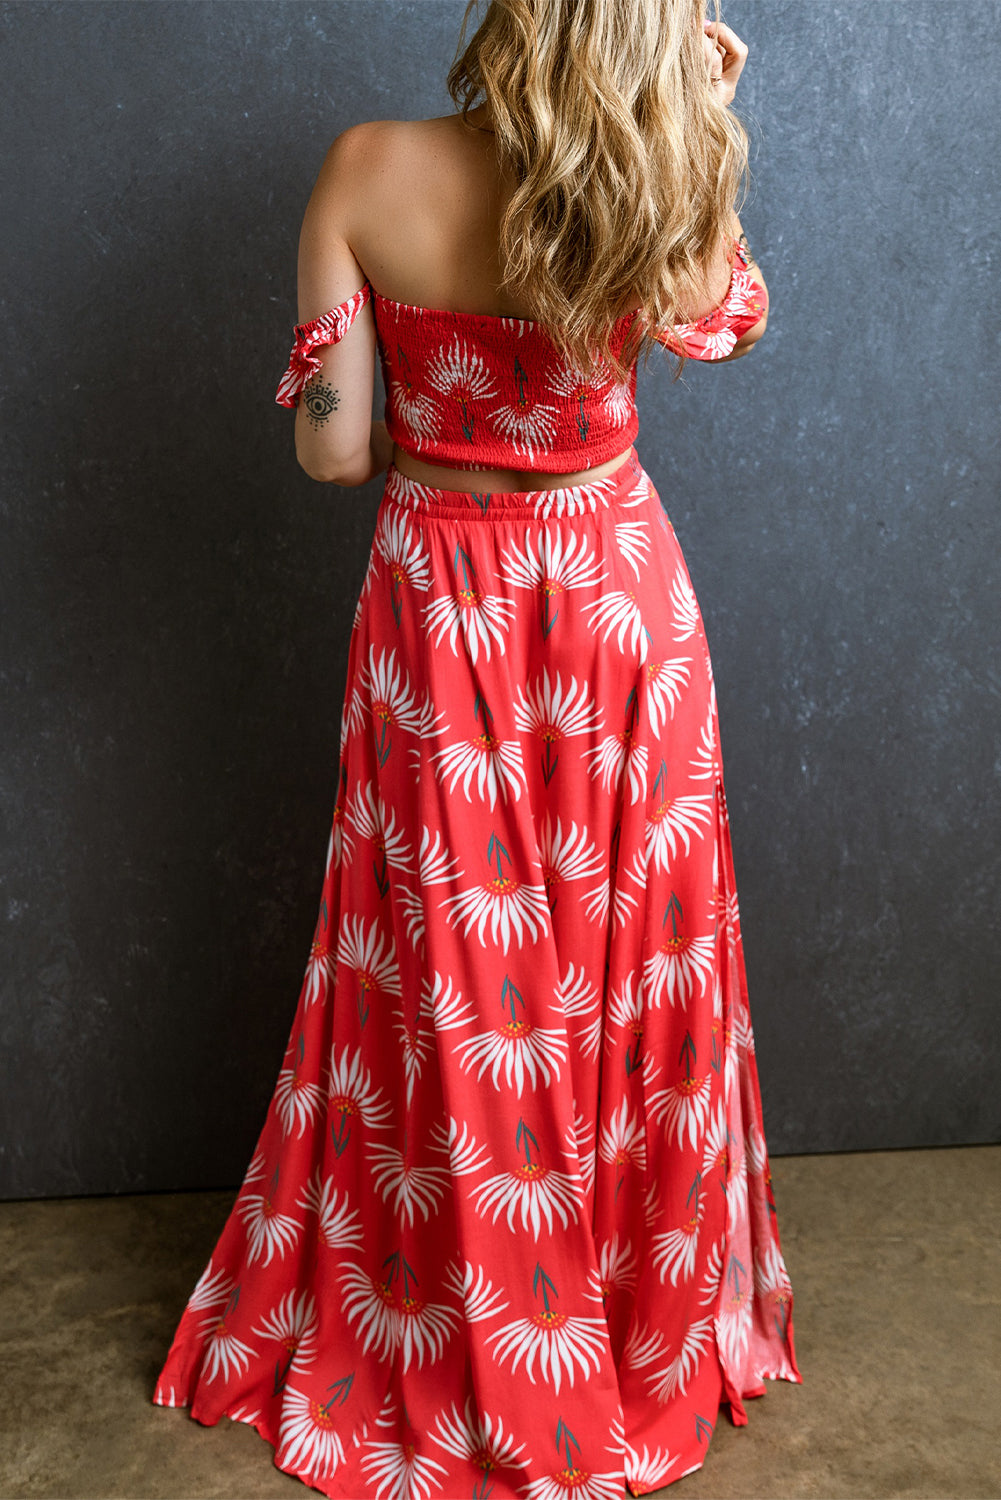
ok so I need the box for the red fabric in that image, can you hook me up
[276,284,373,408]
[153,444,801,1496]
[274,243,767,471]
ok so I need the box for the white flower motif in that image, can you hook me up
[252,1289,318,1369]
[539,814,605,897]
[276,1385,346,1481]
[421,970,474,1031]
[430,1396,528,1473]
[645,657,692,736]
[688,683,718,781]
[643,932,716,1008]
[614,519,651,580]
[498,527,606,594]
[701,1097,732,1180]
[597,1232,638,1298]
[605,967,644,1036]
[601,376,636,427]
[442,1261,510,1323]
[423,588,516,664]
[324,800,355,873]
[345,781,415,873]
[197,1314,257,1384]
[418,825,464,884]
[512,667,604,749]
[296,1170,364,1249]
[597,1097,647,1171]
[237,1190,302,1267]
[358,645,426,735]
[644,1316,715,1403]
[394,1009,434,1108]
[669,568,701,640]
[487,388,560,461]
[646,1067,713,1151]
[365,1143,451,1226]
[336,912,402,1000]
[473,1163,583,1238]
[185,1257,234,1315]
[584,729,648,805]
[486,1307,608,1392]
[426,336,498,415]
[454,1017,568,1095]
[561,1102,596,1198]
[582,587,649,662]
[442,877,551,953]
[701,1236,727,1307]
[524,1471,623,1500]
[387,380,442,453]
[326,1044,394,1129]
[527,474,620,519]
[649,1195,704,1287]
[755,1241,795,1309]
[645,793,715,873]
[429,731,527,809]
[429,1115,493,1176]
[716,1253,754,1370]
[359,1437,448,1500]
[398,1295,462,1373]
[551,961,602,1063]
[374,506,433,590]
[339,1265,400,1362]
[745,1121,769,1177]
[273,1066,325,1140]
[302,937,336,1008]
[624,1443,682,1491]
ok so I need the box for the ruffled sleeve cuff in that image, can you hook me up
[275,282,372,407]
[657,239,768,361]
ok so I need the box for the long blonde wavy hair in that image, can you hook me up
[446,0,750,381]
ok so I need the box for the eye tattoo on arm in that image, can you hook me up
[304,379,340,429]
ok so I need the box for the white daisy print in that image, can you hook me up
[296,1170,364,1250]
[365,1143,451,1225]
[430,729,527,809]
[645,657,692,735]
[359,1437,448,1500]
[252,1289,319,1374]
[486,1266,608,1392]
[643,1315,716,1403]
[454,1014,568,1096]
[430,1396,528,1473]
[614,519,651,580]
[425,337,498,441]
[276,1385,346,1482]
[582,587,649,662]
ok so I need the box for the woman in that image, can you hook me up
[153,2,801,1495]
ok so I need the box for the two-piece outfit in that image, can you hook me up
[153,240,801,1498]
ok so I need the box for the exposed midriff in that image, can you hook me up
[390,441,635,493]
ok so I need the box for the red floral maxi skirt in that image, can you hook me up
[152,447,802,1498]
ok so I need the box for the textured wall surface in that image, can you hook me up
[1,1,998,1199]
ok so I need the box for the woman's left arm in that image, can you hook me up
[290,124,390,486]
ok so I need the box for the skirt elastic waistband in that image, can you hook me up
[383,448,648,520]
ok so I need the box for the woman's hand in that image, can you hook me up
[702,18,748,108]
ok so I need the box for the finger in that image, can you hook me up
[704,19,748,66]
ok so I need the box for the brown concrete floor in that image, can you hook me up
[0,1145,997,1500]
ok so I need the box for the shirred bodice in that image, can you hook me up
[276,241,767,471]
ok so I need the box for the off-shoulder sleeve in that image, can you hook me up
[655,240,768,362]
[275,282,372,407]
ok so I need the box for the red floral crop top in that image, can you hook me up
[275,241,766,472]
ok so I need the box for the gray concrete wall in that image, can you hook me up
[1,0,997,1199]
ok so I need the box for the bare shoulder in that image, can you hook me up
[316,117,441,190]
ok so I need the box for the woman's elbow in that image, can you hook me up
[722,311,769,361]
[295,446,367,487]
